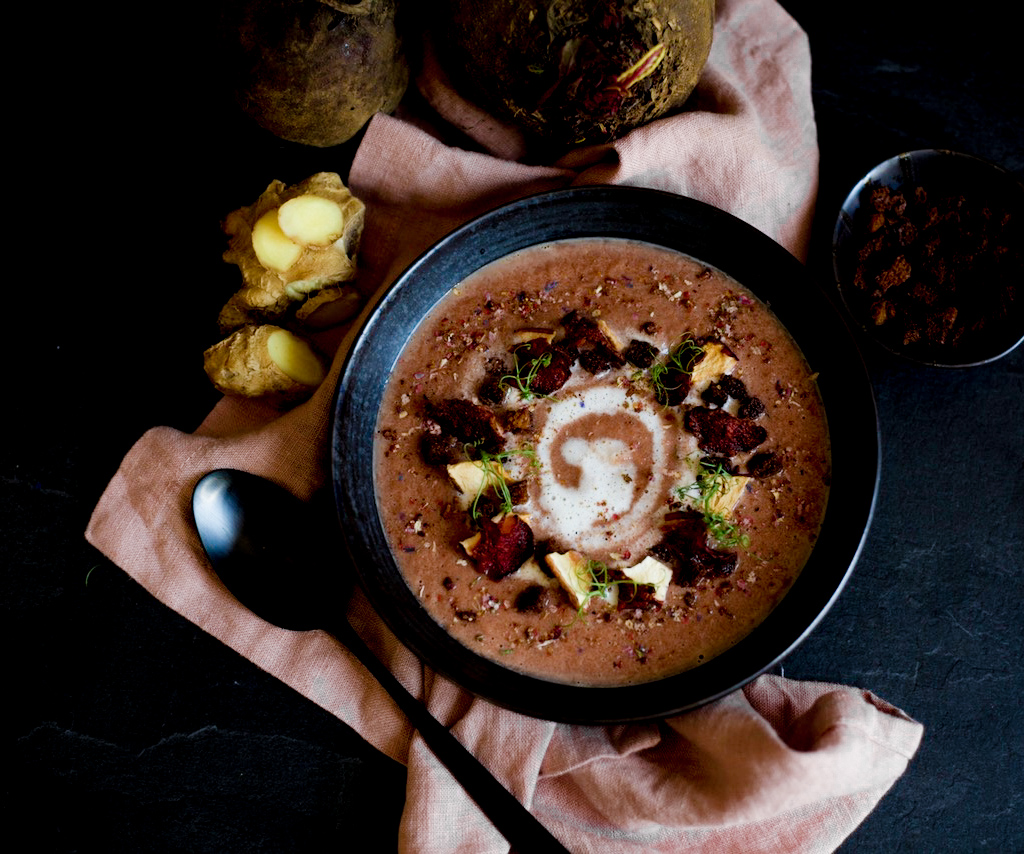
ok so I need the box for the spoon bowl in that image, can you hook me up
[190,468,570,854]
[191,468,343,631]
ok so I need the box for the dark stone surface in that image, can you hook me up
[9,2,1022,851]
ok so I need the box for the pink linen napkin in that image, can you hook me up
[86,1,923,851]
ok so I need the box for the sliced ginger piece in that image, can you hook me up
[251,210,303,273]
[277,194,346,247]
[265,327,326,387]
[203,324,325,407]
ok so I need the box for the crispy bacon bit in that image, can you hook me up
[684,407,767,455]
[427,398,505,451]
[650,511,738,587]
[470,514,535,580]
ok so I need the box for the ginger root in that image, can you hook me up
[203,324,326,406]
[220,172,365,332]
[293,284,364,329]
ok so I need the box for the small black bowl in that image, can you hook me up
[833,149,1024,367]
[332,186,879,723]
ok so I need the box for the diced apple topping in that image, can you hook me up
[545,551,594,609]
[705,474,751,517]
[621,556,672,603]
[446,460,510,495]
[689,342,739,392]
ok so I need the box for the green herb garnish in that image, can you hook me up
[679,459,751,549]
[467,445,538,522]
[572,559,639,618]
[501,344,554,401]
[648,335,703,400]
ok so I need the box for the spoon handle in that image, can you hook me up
[330,616,571,854]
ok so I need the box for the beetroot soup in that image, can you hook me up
[375,239,830,686]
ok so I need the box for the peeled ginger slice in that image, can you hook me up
[276,194,346,247]
[266,328,325,386]
[251,210,302,273]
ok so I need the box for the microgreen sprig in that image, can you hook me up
[467,445,539,522]
[680,459,751,549]
[501,344,553,401]
[572,560,639,619]
[648,335,703,400]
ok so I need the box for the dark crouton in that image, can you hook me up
[746,451,783,478]
[654,367,691,406]
[514,584,557,613]
[649,511,737,587]
[420,433,467,466]
[717,375,748,401]
[507,480,530,506]
[738,396,766,419]
[478,366,509,405]
[561,310,625,374]
[876,255,912,292]
[617,580,662,611]
[624,339,659,368]
[578,345,624,374]
[427,399,505,452]
[700,382,729,407]
[469,514,535,581]
[684,407,767,455]
[560,310,608,348]
[511,339,575,395]
[699,454,739,476]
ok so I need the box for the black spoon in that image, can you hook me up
[191,468,570,854]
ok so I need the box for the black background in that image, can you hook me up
[8,1,1022,851]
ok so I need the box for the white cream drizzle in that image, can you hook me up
[530,385,695,555]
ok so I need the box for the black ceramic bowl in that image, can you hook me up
[332,186,879,724]
[833,149,1024,367]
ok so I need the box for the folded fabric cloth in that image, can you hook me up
[86,1,923,851]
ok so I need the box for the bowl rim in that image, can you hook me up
[332,185,880,723]
[832,148,1024,368]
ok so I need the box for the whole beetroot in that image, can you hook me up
[223,0,409,148]
[435,0,714,152]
